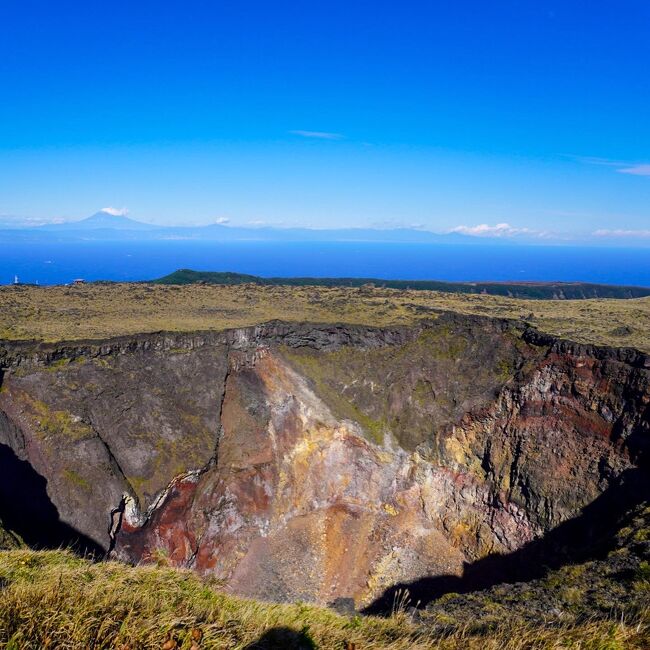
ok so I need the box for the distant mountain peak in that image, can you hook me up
[83,211,148,227]
[39,211,158,231]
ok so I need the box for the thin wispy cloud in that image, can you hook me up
[617,164,650,177]
[247,219,294,227]
[369,220,425,230]
[572,155,624,168]
[574,156,650,177]
[593,228,650,238]
[290,130,344,140]
[213,217,230,224]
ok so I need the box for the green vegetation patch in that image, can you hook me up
[280,345,389,445]
[19,394,94,442]
[62,469,92,491]
[281,323,527,451]
[154,269,650,300]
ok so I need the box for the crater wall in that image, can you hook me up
[0,315,647,606]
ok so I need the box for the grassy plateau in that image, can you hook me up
[0,282,648,351]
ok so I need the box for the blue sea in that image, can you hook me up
[3,240,649,287]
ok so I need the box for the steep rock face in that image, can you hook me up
[0,315,648,607]
[0,342,228,548]
[439,349,649,536]
[0,323,411,550]
[278,324,649,550]
[115,347,512,604]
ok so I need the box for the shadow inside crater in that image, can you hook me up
[364,464,650,615]
[0,442,103,556]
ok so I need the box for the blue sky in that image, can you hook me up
[1,1,649,241]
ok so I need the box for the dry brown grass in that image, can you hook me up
[0,550,647,650]
[0,283,648,352]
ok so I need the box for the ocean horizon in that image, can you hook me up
[5,240,650,287]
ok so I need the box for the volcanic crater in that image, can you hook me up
[0,313,648,611]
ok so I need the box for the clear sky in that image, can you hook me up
[1,1,649,241]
